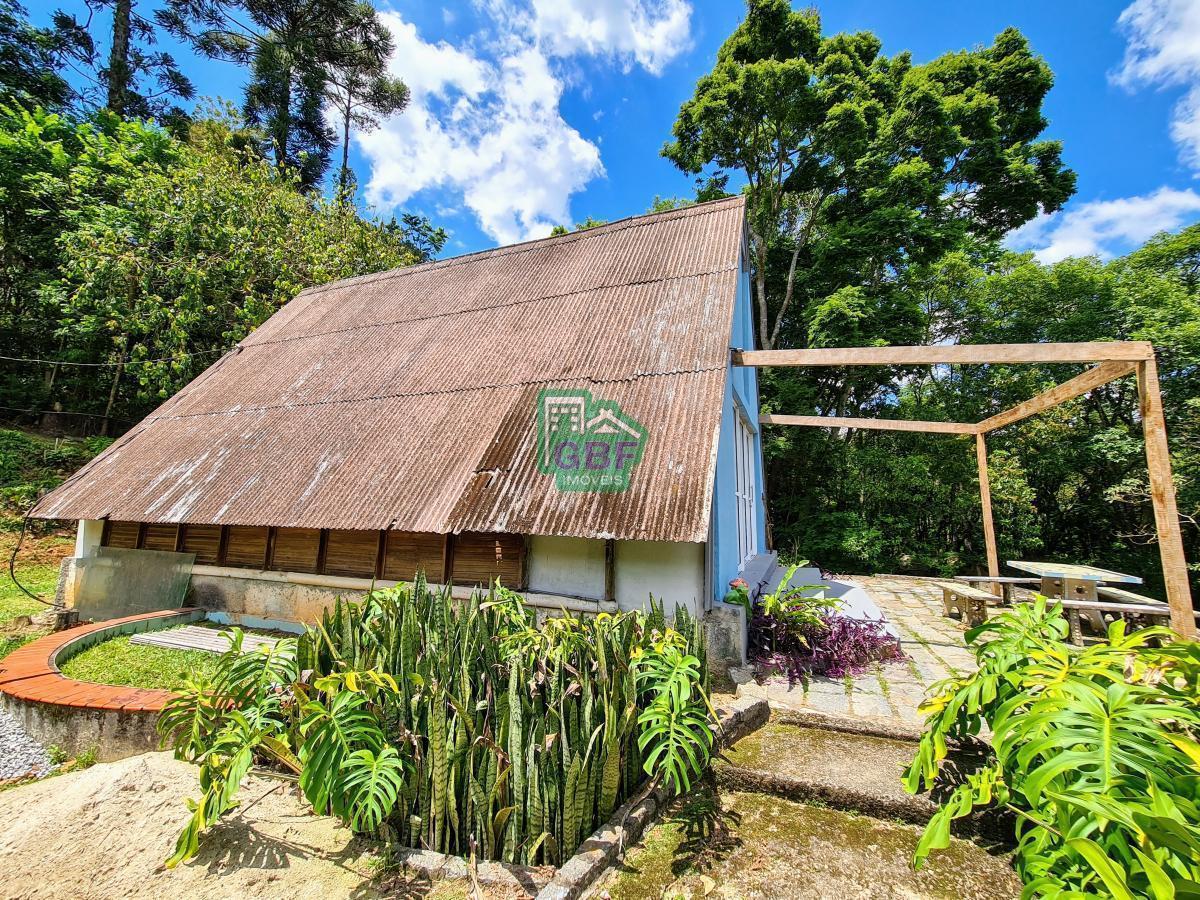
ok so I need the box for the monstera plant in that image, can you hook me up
[904,598,1200,898]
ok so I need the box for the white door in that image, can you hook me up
[734,412,758,568]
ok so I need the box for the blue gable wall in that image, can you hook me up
[709,247,768,608]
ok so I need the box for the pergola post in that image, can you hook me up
[975,433,1001,597]
[1136,357,1197,638]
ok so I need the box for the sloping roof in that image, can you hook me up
[32,196,746,543]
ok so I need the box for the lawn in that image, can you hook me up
[0,531,71,658]
[59,629,221,690]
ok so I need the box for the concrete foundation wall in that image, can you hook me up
[0,693,159,762]
[614,541,705,615]
[188,570,361,627]
[527,535,606,599]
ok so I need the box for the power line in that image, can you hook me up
[0,347,232,367]
[0,404,138,425]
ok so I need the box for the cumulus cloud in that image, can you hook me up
[1114,0,1200,169]
[355,2,692,244]
[1007,186,1200,262]
[525,0,693,75]
[359,14,602,243]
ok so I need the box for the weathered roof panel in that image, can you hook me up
[32,196,746,543]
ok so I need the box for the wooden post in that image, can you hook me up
[1136,357,1197,638]
[975,433,1001,597]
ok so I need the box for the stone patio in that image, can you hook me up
[736,574,986,733]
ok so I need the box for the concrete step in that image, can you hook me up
[716,719,1005,840]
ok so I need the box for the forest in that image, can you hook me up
[0,0,1196,596]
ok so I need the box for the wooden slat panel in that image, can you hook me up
[452,532,524,589]
[224,525,269,569]
[269,527,320,572]
[323,529,381,578]
[382,531,445,582]
[103,521,141,549]
[181,525,222,564]
[141,524,179,552]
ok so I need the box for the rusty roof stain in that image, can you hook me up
[32,196,747,543]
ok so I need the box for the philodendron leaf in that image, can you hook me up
[1068,838,1135,900]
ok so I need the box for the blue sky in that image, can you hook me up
[37,0,1200,259]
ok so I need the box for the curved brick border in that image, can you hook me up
[0,608,203,711]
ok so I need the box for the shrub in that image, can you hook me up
[753,612,905,679]
[903,598,1200,897]
[747,564,904,679]
[158,579,714,869]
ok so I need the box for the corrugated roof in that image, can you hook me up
[32,196,746,543]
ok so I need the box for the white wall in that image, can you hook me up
[527,535,606,600]
[614,541,705,615]
[75,519,104,558]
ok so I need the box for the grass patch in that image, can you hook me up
[59,631,221,690]
[0,531,75,660]
[0,628,50,659]
[0,559,57,624]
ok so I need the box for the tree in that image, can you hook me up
[0,106,428,432]
[158,0,398,188]
[663,0,1075,355]
[52,0,193,118]
[323,10,407,200]
[549,216,608,236]
[0,0,73,108]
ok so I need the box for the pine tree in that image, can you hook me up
[159,0,400,189]
[52,0,193,118]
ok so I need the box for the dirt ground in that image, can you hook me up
[0,752,473,900]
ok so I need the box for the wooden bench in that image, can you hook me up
[1018,596,1185,643]
[934,581,1001,627]
[1095,585,1167,607]
[953,576,1040,605]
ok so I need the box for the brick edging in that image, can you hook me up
[0,609,202,712]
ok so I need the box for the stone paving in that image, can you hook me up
[736,574,984,732]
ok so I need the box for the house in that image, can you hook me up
[31,196,768,667]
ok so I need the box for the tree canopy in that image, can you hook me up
[0,104,432,433]
[664,0,1076,356]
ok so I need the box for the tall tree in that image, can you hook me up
[159,0,398,188]
[52,0,193,117]
[0,0,73,108]
[325,46,407,200]
[663,0,1076,357]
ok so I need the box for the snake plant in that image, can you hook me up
[158,580,713,868]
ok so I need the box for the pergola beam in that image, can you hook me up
[978,361,1137,433]
[1137,358,1197,638]
[759,414,977,434]
[734,341,1154,368]
[976,434,1001,594]
[750,340,1195,640]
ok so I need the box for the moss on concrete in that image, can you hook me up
[596,784,1020,900]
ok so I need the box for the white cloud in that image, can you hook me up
[353,2,692,244]
[1114,0,1200,169]
[1007,186,1200,262]
[525,0,693,74]
[359,13,603,243]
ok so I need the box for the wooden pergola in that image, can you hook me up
[734,341,1197,639]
